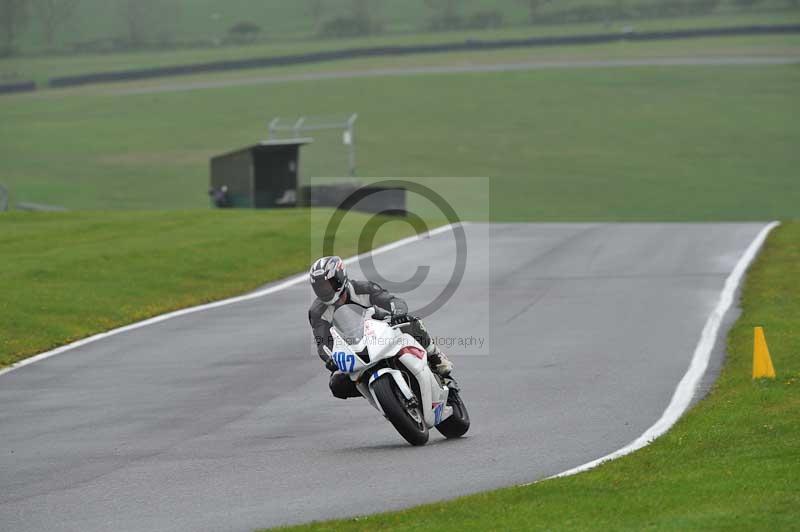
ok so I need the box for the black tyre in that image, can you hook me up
[435,389,470,439]
[372,375,429,446]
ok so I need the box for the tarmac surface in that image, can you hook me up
[0,222,767,531]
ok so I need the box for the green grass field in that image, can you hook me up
[3,8,799,84]
[267,221,800,531]
[0,209,426,368]
[2,47,798,220]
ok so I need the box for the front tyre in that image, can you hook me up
[372,375,429,446]
[435,389,470,439]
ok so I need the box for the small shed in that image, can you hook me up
[209,138,312,208]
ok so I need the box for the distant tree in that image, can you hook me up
[466,9,503,29]
[0,0,29,56]
[155,1,180,47]
[227,21,261,43]
[318,0,381,37]
[694,0,722,14]
[424,0,462,30]
[518,0,547,25]
[425,0,460,19]
[611,0,628,20]
[732,0,763,7]
[352,0,371,23]
[351,0,381,32]
[122,0,152,46]
[120,0,178,48]
[32,0,80,47]
[307,0,324,30]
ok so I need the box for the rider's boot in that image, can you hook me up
[426,342,453,377]
[408,316,454,377]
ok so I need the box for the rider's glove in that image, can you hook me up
[390,313,413,326]
[389,299,412,326]
[324,356,339,373]
[371,306,392,321]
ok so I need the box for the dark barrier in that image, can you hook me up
[0,81,36,94]
[48,24,800,89]
[301,184,406,215]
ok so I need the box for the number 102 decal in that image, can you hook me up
[334,351,356,372]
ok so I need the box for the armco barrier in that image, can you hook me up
[47,24,800,89]
[0,81,36,95]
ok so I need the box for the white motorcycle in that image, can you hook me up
[324,304,470,446]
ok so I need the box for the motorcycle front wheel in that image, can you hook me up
[435,389,470,439]
[373,375,429,446]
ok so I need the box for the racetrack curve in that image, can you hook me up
[0,222,768,532]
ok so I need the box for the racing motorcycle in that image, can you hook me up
[324,304,470,446]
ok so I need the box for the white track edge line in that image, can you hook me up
[0,222,462,379]
[542,220,780,481]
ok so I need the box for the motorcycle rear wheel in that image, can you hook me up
[373,375,429,446]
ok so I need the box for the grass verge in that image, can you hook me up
[269,221,800,531]
[0,209,424,368]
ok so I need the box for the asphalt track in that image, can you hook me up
[113,56,800,95]
[0,222,768,531]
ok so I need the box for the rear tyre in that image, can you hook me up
[435,389,470,439]
[372,375,429,446]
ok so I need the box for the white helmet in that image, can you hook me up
[309,256,348,304]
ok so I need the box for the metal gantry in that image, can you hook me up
[268,113,358,177]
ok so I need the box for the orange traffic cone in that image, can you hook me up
[753,327,776,379]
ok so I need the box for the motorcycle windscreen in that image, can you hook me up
[332,304,366,346]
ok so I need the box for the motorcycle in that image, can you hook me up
[324,304,470,446]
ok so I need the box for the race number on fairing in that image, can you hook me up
[333,351,356,372]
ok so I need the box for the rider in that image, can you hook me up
[308,256,454,399]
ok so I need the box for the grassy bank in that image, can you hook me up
[2,60,798,219]
[0,209,422,368]
[269,221,800,531]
